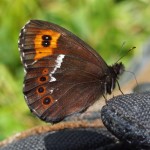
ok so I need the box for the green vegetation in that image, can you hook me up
[0,0,150,140]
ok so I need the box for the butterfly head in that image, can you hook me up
[105,62,124,94]
[112,62,125,76]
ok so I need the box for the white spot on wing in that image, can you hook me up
[18,39,20,44]
[49,89,54,94]
[24,95,27,99]
[23,68,27,73]
[26,20,31,24]
[49,54,65,82]
[20,55,23,62]
[23,28,26,32]
[24,63,27,68]
[50,76,56,82]
[30,60,37,65]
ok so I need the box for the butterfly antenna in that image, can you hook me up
[125,70,139,87]
[115,46,136,64]
[120,41,126,54]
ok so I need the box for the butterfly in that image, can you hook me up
[18,20,124,123]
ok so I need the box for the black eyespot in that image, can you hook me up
[38,87,44,93]
[42,41,50,47]
[40,76,46,82]
[43,97,51,105]
[43,69,48,75]
[42,35,52,40]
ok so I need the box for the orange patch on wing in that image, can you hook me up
[34,30,61,60]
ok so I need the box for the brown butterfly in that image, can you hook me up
[18,20,124,123]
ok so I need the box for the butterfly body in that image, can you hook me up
[18,20,124,123]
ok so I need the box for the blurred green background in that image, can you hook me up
[0,0,150,140]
